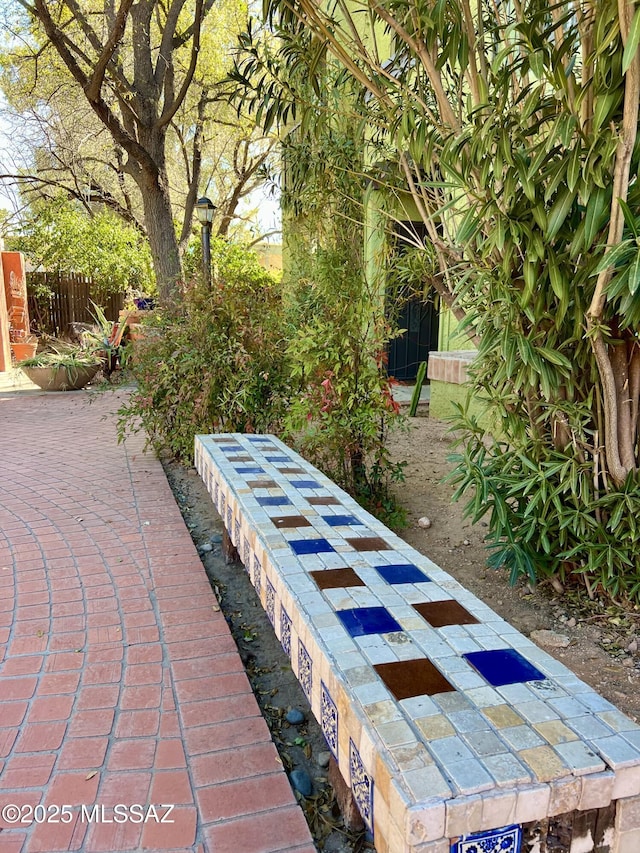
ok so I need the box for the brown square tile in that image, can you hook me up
[211,437,230,443]
[310,568,365,590]
[346,537,390,552]
[277,468,306,474]
[412,600,479,628]
[374,659,455,701]
[228,456,253,462]
[307,497,340,506]
[271,516,312,529]
[247,480,278,489]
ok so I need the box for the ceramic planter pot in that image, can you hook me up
[10,340,38,362]
[22,364,101,391]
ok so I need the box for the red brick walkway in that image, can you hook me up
[0,390,315,853]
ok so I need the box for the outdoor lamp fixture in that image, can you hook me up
[195,196,216,286]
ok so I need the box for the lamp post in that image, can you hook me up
[195,196,216,286]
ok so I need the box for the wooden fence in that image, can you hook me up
[27,272,125,337]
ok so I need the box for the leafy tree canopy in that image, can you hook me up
[0,0,276,298]
[7,198,154,295]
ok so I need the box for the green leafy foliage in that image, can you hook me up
[117,242,290,459]
[283,240,407,528]
[8,199,154,297]
[448,404,640,601]
[243,0,640,599]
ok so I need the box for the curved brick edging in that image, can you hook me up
[0,391,314,853]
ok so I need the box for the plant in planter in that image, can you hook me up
[19,343,102,391]
[82,302,131,379]
[9,331,38,363]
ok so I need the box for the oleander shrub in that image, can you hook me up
[117,241,291,458]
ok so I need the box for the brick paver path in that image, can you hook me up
[0,390,315,853]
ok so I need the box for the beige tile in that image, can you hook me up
[514,783,551,823]
[483,704,524,729]
[480,790,517,830]
[364,700,403,727]
[391,742,435,771]
[445,794,483,837]
[406,800,446,845]
[614,828,640,853]
[534,719,579,745]
[415,715,455,741]
[548,777,581,815]
[613,766,640,800]
[579,771,615,810]
[519,746,570,780]
[616,793,640,832]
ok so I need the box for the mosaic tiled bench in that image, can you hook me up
[195,434,640,853]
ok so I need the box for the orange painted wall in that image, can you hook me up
[0,254,11,371]
[2,252,30,345]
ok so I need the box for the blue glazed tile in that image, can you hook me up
[298,640,312,700]
[336,606,402,638]
[266,579,276,627]
[227,506,233,533]
[321,681,338,758]
[234,466,265,474]
[281,607,292,657]
[253,555,262,599]
[451,824,522,853]
[247,435,271,442]
[374,563,431,585]
[214,481,219,509]
[257,496,292,507]
[463,649,546,687]
[242,535,250,571]
[290,479,321,489]
[290,538,336,556]
[322,515,361,527]
[350,739,373,834]
[265,455,291,462]
[220,444,243,452]
[220,493,226,516]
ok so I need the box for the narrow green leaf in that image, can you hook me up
[619,198,640,238]
[593,240,633,274]
[584,186,610,249]
[548,253,566,300]
[457,206,479,244]
[547,188,575,239]
[629,252,640,295]
[537,347,572,369]
[567,147,581,192]
[623,7,640,74]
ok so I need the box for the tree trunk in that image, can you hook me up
[138,172,183,302]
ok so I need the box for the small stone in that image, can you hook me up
[627,638,638,653]
[199,543,213,553]
[316,751,331,769]
[286,709,305,725]
[210,533,223,544]
[417,516,432,529]
[290,769,313,797]
[566,617,577,628]
[530,629,571,649]
[463,538,470,546]
[623,657,635,668]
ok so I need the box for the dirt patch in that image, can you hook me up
[162,408,640,850]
